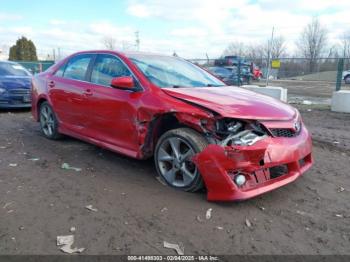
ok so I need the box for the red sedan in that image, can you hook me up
[31,50,313,201]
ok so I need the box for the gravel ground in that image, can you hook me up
[0,106,349,255]
[253,79,350,102]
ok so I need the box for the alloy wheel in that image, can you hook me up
[40,104,55,137]
[157,137,198,187]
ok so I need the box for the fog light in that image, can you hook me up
[234,174,246,187]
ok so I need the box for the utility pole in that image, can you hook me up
[135,31,140,51]
[53,48,56,61]
[265,26,274,86]
[57,47,61,60]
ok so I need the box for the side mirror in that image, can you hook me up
[111,76,135,90]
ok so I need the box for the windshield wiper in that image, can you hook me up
[206,84,224,87]
[171,85,186,88]
[169,84,223,88]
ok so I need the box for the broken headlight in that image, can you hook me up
[216,119,267,146]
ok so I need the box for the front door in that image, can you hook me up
[83,54,141,153]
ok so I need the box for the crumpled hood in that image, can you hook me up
[0,76,32,90]
[162,86,296,121]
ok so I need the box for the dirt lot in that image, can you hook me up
[267,80,336,98]
[0,105,350,255]
[253,79,350,104]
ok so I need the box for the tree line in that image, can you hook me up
[9,36,38,61]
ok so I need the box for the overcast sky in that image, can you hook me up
[0,0,349,59]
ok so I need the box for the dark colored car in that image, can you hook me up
[208,66,242,86]
[213,57,253,85]
[343,70,350,84]
[239,65,253,84]
[31,50,313,201]
[0,61,32,108]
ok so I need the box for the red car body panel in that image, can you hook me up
[31,50,313,201]
[162,87,296,121]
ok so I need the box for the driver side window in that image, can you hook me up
[90,54,131,86]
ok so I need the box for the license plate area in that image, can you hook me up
[23,95,31,102]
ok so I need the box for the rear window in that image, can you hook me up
[62,54,92,81]
[0,63,31,77]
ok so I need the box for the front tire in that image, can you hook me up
[39,102,62,140]
[154,128,208,192]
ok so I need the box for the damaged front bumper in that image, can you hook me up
[193,125,313,201]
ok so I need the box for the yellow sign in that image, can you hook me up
[271,60,281,68]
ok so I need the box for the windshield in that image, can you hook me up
[0,62,31,77]
[128,55,225,88]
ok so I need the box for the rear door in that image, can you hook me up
[49,54,94,134]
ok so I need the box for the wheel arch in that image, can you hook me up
[140,111,211,159]
[141,113,183,158]
[35,97,48,121]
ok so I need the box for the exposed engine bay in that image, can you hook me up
[213,118,268,146]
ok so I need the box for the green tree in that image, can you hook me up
[8,36,38,61]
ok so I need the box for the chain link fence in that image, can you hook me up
[14,61,55,74]
[189,57,350,101]
[190,57,349,81]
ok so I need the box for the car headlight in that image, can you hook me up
[0,88,6,95]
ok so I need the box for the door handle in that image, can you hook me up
[83,89,93,96]
[48,80,55,88]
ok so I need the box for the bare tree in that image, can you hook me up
[270,36,286,59]
[341,31,350,68]
[296,17,328,72]
[222,41,247,57]
[244,43,265,67]
[327,44,341,58]
[245,43,264,59]
[222,36,287,60]
[102,36,117,50]
[221,38,288,71]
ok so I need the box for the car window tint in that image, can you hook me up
[63,54,91,81]
[91,54,131,86]
[0,62,31,77]
[54,64,65,77]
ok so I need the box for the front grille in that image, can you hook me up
[270,165,288,179]
[9,89,30,95]
[270,128,299,138]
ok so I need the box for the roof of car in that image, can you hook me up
[74,50,171,57]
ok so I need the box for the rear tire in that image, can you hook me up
[39,102,62,140]
[154,128,208,192]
